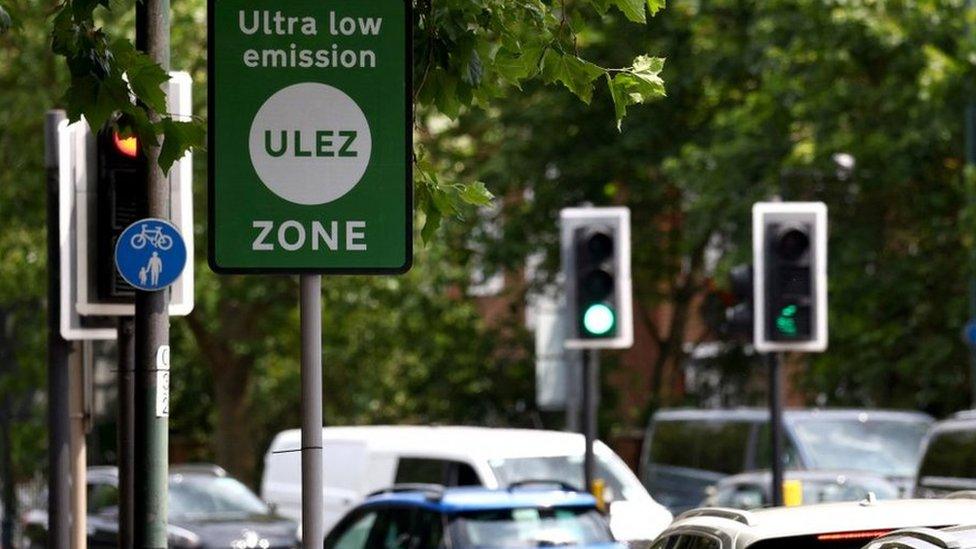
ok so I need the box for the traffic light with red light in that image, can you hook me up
[95,123,148,301]
[753,202,828,352]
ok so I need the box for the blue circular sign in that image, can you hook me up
[114,218,187,292]
[965,320,976,347]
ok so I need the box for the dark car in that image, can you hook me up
[24,464,299,548]
[641,408,933,513]
[702,470,900,509]
[915,411,976,497]
[324,484,624,548]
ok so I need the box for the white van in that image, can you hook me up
[261,425,672,542]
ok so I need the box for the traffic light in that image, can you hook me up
[95,120,148,301]
[561,207,633,349]
[753,202,828,352]
[723,263,753,340]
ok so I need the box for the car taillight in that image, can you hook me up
[816,530,892,542]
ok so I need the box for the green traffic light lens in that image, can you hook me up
[583,303,615,336]
[775,304,799,336]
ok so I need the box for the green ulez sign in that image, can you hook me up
[208,0,411,273]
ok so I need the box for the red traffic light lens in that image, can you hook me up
[113,132,139,158]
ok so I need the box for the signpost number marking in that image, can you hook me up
[155,346,170,418]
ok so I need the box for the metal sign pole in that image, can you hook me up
[582,349,598,492]
[767,352,785,506]
[45,109,71,549]
[301,274,324,547]
[134,0,171,543]
[118,317,136,548]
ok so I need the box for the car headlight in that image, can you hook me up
[167,524,202,548]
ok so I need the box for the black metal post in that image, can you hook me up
[1,414,13,549]
[135,0,170,545]
[582,349,598,492]
[45,109,71,549]
[767,352,785,506]
[118,317,135,549]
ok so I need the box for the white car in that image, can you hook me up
[261,425,672,542]
[651,497,976,549]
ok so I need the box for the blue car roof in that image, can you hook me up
[361,487,598,514]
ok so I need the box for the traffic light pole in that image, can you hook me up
[135,0,170,545]
[300,275,325,547]
[118,317,135,549]
[45,109,71,549]
[582,349,599,492]
[767,352,785,506]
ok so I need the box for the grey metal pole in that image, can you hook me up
[135,0,170,545]
[582,349,598,492]
[301,274,324,547]
[767,352,785,506]
[45,109,71,549]
[118,317,135,549]
[69,344,86,549]
[967,0,976,407]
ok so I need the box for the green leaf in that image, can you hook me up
[646,0,666,16]
[64,75,116,129]
[541,50,605,104]
[0,4,11,35]
[157,118,206,174]
[494,46,544,86]
[608,56,666,128]
[112,39,169,114]
[459,181,494,207]
[610,0,646,23]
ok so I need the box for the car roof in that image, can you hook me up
[361,486,598,514]
[268,425,609,459]
[869,525,976,549]
[652,408,934,424]
[717,470,893,485]
[664,499,976,547]
[928,413,976,433]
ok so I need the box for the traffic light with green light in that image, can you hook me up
[753,202,828,353]
[561,207,633,350]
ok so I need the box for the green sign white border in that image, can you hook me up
[206,0,413,275]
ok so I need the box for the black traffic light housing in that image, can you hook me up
[724,263,753,340]
[763,223,813,341]
[574,227,617,339]
[95,122,147,301]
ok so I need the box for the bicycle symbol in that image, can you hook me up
[129,224,173,251]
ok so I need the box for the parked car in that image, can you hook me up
[23,464,299,548]
[641,408,933,512]
[324,484,624,548]
[702,470,900,509]
[864,524,976,549]
[262,425,672,543]
[915,411,976,497]
[650,497,976,549]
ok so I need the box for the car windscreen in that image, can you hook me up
[790,417,930,476]
[168,475,270,520]
[449,506,612,548]
[488,454,641,503]
[918,427,976,480]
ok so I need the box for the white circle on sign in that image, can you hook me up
[248,83,372,205]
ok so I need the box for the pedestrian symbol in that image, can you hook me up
[115,218,187,292]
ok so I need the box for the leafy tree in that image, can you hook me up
[431,0,976,426]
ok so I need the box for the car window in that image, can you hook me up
[87,482,119,514]
[673,533,721,549]
[394,458,481,487]
[328,510,379,549]
[370,508,424,549]
[412,509,444,548]
[714,484,764,509]
[650,420,751,474]
[919,427,976,479]
[790,417,931,477]
[449,506,613,547]
[488,453,641,502]
[754,425,801,470]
